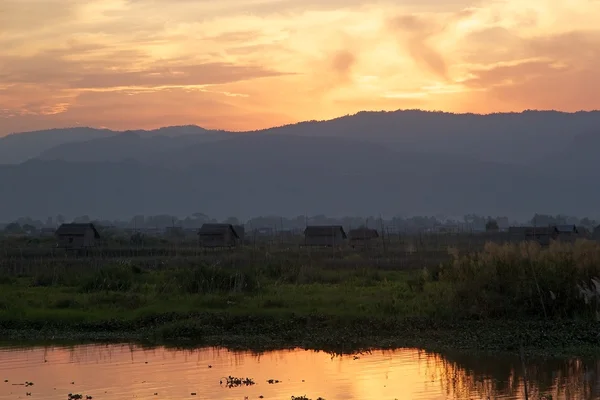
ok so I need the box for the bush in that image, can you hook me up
[434,240,600,318]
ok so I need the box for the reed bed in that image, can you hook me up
[1,239,600,354]
[433,240,600,319]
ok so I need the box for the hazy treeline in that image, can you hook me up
[1,212,598,235]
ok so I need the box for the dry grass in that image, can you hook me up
[434,239,600,319]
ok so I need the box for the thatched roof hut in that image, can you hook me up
[349,228,379,248]
[55,223,100,249]
[198,223,239,248]
[304,225,347,247]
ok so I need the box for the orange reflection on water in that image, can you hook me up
[0,344,596,400]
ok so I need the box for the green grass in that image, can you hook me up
[2,240,600,355]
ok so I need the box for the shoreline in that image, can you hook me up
[2,240,600,358]
[1,313,599,357]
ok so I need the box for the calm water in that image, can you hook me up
[0,344,599,400]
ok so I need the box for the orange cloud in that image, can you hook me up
[1,0,600,135]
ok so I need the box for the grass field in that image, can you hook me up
[1,238,600,355]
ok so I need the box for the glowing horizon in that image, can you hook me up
[2,0,600,136]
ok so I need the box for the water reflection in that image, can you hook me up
[0,343,597,399]
[429,351,600,399]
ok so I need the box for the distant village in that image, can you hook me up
[1,213,599,251]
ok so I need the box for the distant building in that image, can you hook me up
[198,223,239,248]
[508,226,528,237]
[554,224,578,235]
[508,226,553,245]
[233,225,245,244]
[55,223,100,249]
[304,225,347,247]
[349,228,379,248]
[40,227,56,237]
[553,224,579,242]
[508,225,579,245]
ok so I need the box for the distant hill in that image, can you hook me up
[38,130,231,163]
[3,110,600,165]
[0,125,218,164]
[1,109,600,220]
[255,110,600,164]
[535,130,600,179]
[0,134,596,221]
[0,127,115,164]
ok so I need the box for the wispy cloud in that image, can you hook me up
[1,0,600,134]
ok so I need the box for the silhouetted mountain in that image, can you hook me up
[5,110,600,165]
[0,127,115,164]
[535,131,600,179]
[0,125,219,164]
[38,130,231,163]
[257,110,600,164]
[0,134,597,221]
[2,110,600,220]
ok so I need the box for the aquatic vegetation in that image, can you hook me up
[291,396,325,400]
[2,240,600,355]
[433,240,600,318]
[220,376,255,388]
[67,393,92,400]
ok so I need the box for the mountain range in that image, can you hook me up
[1,109,599,221]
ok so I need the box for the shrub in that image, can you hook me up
[433,240,600,318]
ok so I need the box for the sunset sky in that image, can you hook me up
[1,0,599,135]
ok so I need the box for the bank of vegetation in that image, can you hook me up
[1,240,600,355]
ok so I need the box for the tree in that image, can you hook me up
[581,217,597,228]
[22,224,37,234]
[4,222,22,234]
[485,219,499,232]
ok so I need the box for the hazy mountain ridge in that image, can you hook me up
[0,127,116,164]
[1,109,600,220]
[4,110,600,165]
[0,134,596,221]
[0,125,222,164]
[37,130,232,163]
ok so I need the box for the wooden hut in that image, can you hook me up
[509,225,581,245]
[508,226,555,245]
[55,223,100,249]
[198,223,239,248]
[304,225,347,247]
[553,224,579,242]
[233,225,245,244]
[349,227,379,248]
[40,227,56,237]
